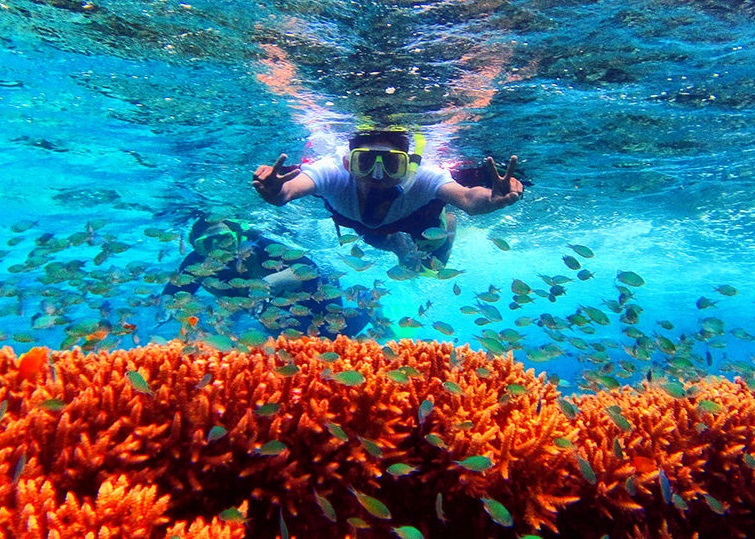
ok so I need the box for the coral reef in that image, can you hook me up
[1,337,754,538]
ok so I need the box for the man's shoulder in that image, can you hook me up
[302,156,343,172]
[416,164,454,186]
[301,157,349,184]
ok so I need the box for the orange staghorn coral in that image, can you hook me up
[0,337,754,538]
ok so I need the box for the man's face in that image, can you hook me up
[194,224,236,257]
[345,142,408,190]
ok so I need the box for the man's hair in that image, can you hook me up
[348,130,410,153]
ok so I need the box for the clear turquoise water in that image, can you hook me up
[1,0,754,389]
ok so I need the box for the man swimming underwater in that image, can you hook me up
[161,216,373,339]
[253,129,524,270]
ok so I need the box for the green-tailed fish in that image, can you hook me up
[207,425,228,443]
[605,407,632,432]
[314,490,337,522]
[435,493,447,523]
[672,493,688,511]
[424,433,448,449]
[318,351,340,362]
[329,369,366,387]
[203,334,236,352]
[616,270,645,287]
[576,455,597,485]
[477,336,505,355]
[418,399,434,425]
[382,346,399,360]
[399,316,423,328]
[661,380,686,399]
[279,509,290,539]
[275,364,300,377]
[386,463,418,476]
[39,398,66,412]
[255,402,282,416]
[392,526,424,539]
[714,284,737,296]
[554,437,575,449]
[511,279,532,295]
[359,436,383,458]
[506,383,528,395]
[341,255,373,271]
[386,265,416,280]
[697,399,721,414]
[195,373,213,389]
[490,236,510,251]
[455,455,493,472]
[437,268,464,279]
[432,321,455,335]
[443,380,465,395]
[557,398,578,419]
[350,488,392,519]
[256,440,287,456]
[481,497,513,527]
[325,422,349,441]
[612,436,624,459]
[12,453,26,483]
[659,469,671,504]
[582,305,610,325]
[219,506,246,523]
[696,296,718,309]
[562,255,581,270]
[339,233,359,245]
[422,227,447,241]
[347,517,371,530]
[704,493,725,515]
[568,244,594,258]
[126,370,155,396]
[386,369,410,384]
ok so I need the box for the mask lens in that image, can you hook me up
[350,149,408,178]
[354,150,377,175]
[381,152,402,176]
[195,230,234,254]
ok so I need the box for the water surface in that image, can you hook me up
[1,0,754,389]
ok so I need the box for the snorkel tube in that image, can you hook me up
[396,132,426,194]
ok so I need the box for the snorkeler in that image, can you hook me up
[252,129,523,270]
[161,216,371,339]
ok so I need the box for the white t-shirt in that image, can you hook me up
[301,157,454,230]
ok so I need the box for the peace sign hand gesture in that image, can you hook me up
[487,155,523,205]
[252,154,301,205]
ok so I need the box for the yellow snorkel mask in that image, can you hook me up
[347,129,426,191]
[348,148,411,179]
[193,223,238,256]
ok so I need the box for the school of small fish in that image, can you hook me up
[1,218,752,394]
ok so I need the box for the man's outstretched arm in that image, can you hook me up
[437,155,523,215]
[252,153,317,205]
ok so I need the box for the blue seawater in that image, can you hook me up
[1,0,754,390]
